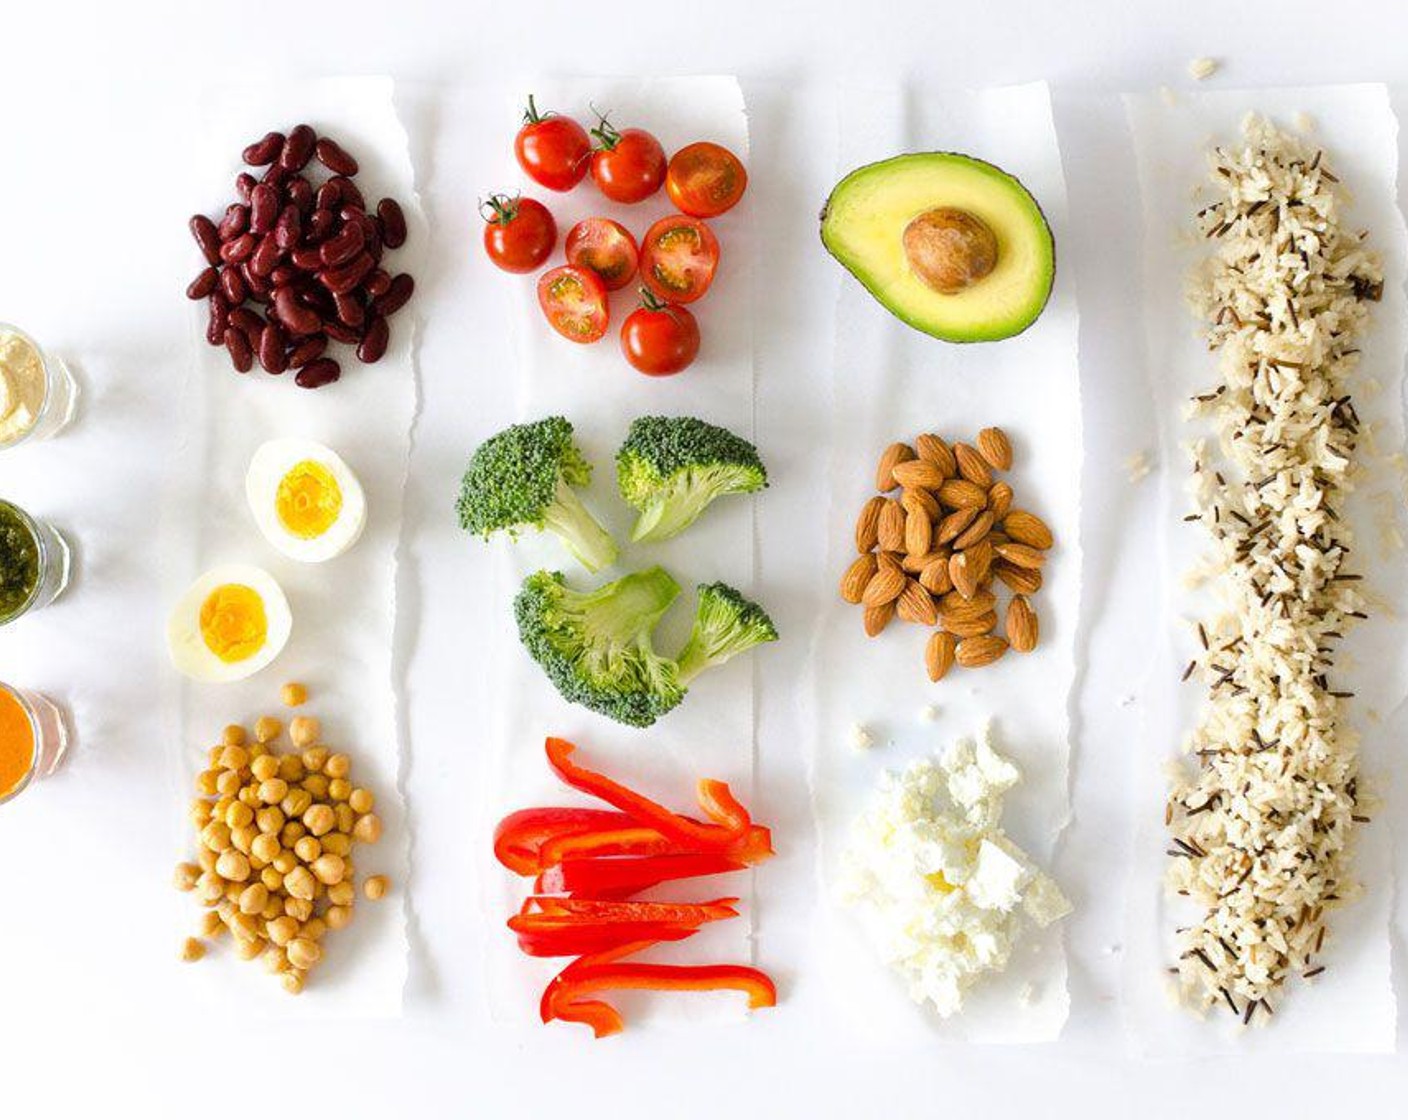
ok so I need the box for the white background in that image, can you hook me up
[4,0,1408,1114]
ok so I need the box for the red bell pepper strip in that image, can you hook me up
[525,897,740,924]
[535,852,747,898]
[545,738,750,851]
[493,807,638,875]
[538,825,680,866]
[539,940,657,1036]
[513,923,698,958]
[542,962,777,1037]
[696,778,752,834]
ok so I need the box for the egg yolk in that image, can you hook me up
[199,584,268,663]
[276,460,343,539]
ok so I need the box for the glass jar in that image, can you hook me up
[0,683,70,806]
[0,322,78,451]
[0,500,72,625]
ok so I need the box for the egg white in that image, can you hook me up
[167,564,292,683]
[245,438,367,563]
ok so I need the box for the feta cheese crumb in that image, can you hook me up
[1187,57,1219,81]
[1125,450,1152,483]
[849,723,875,751]
[918,705,939,723]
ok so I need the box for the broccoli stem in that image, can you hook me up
[630,470,734,543]
[542,479,619,573]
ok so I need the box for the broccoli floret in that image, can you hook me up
[514,567,686,728]
[616,416,767,543]
[675,582,779,686]
[457,416,618,573]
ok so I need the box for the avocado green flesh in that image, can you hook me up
[821,153,1055,343]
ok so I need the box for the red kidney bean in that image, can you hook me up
[295,358,341,389]
[236,173,257,203]
[279,124,316,172]
[273,287,321,335]
[319,221,364,268]
[290,245,324,272]
[186,266,219,300]
[330,176,365,211]
[229,306,264,338]
[315,180,342,212]
[286,175,314,215]
[270,264,298,287]
[288,334,327,368]
[249,183,279,234]
[334,291,365,329]
[258,321,289,374]
[297,281,335,312]
[372,273,414,317]
[323,320,359,344]
[217,203,249,241]
[319,251,374,295]
[314,137,359,176]
[357,315,389,364]
[242,130,285,167]
[260,162,288,188]
[224,326,254,372]
[206,292,230,345]
[249,234,282,279]
[377,199,407,249]
[305,208,335,244]
[365,268,391,298]
[219,266,247,304]
[274,204,302,251]
[220,232,257,263]
[190,215,222,264]
[241,263,272,301]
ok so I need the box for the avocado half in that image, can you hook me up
[820,152,1055,343]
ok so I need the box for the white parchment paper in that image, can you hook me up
[160,78,421,1018]
[807,80,1080,1044]
[444,77,765,1029]
[1124,84,1408,1056]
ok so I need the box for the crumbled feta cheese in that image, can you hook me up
[1125,450,1152,483]
[918,705,939,723]
[849,723,874,751]
[1187,57,1219,81]
[837,726,1071,1018]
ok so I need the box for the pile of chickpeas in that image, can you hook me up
[173,683,389,994]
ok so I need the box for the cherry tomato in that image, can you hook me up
[620,291,700,376]
[589,115,667,204]
[638,216,720,304]
[514,96,591,192]
[481,195,557,273]
[537,265,610,344]
[666,142,748,218]
[564,218,639,291]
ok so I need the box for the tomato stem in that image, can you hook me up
[522,94,550,125]
[637,287,671,313]
[589,107,621,151]
[480,193,520,225]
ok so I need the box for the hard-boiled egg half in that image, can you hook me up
[167,565,292,682]
[246,438,367,563]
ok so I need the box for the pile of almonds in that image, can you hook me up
[839,427,1053,681]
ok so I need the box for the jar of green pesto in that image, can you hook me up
[0,500,71,625]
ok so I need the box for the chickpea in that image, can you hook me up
[335,804,356,835]
[303,804,336,838]
[286,938,322,971]
[248,742,269,760]
[238,883,269,916]
[321,833,351,858]
[180,937,206,963]
[251,833,281,863]
[207,745,224,767]
[301,917,327,942]
[281,682,309,708]
[230,826,257,855]
[324,753,351,780]
[222,724,248,747]
[281,969,306,995]
[201,821,233,853]
[301,774,330,799]
[223,880,244,903]
[263,946,291,974]
[312,854,346,886]
[215,850,251,882]
[266,915,299,946]
[173,862,201,892]
[327,881,356,907]
[218,743,249,773]
[212,795,236,821]
[363,875,390,901]
[284,866,317,901]
[349,788,375,815]
[235,936,266,961]
[353,813,383,845]
[224,800,254,830]
[281,789,313,819]
[283,896,314,922]
[273,851,297,875]
[251,754,279,782]
[257,778,289,805]
[230,911,261,942]
[328,778,352,803]
[197,848,219,875]
[255,806,285,834]
[196,874,224,904]
[261,897,283,922]
[260,866,284,892]
[217,770,244,797]
[289,716,321,749]
[255,716,282,744]
[188,800,213,827]
[237,786,261,808]
[301,746,330,773]
[279,826,305,852]
[325,905,354,930]
[200,910,225,938]
[195,769,219,797]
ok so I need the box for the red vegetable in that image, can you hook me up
[666,141,748,218]
[543,961,778,1038]
[638,215,720,304]
[514,96,592,192]
[620,292,700,377]
[493,807,638,875]
[536,852,746,898]
[589,115,666,204]
[481,195,557,274]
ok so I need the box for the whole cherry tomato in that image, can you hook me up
[481,195,557,273]
[620,290,700,376]
[514,96,591,192]
[638,215,720,304]
[666,142,748,218]
[537,265,610,344]
[565,218,640,291]
[589,115,667,204]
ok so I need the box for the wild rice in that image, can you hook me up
[1167,115,1384,1020]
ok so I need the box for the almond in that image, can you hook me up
[925,631,957,682]
[987,480,1013,520]
[976,426,1013,471]
[1007,595,1038,652]
[839,554,877,604]
[876,551,904,574]
[875,442,915,492]
[901,486,940,521]
[995,562,1043,595]
[863,602,895,637]
[956,634,1008,668]
[953,510,994,551]
[896,580,938,626]
[935,506,978,545]
[964,537,993,585]
[877,498,906,552]
[944,610,998,639]
[904,509,932,557]
[902,549,945,574]
[861,564,905,608]
[1003,509,1054,550]
[939,587,996,618]
[891,459,947,491]
[949,550,980,600]
[954,442,993,487]
[938,478,988,509]
[919,555,954,594]
[855,496,885,553]
[914,433,957,477]
[995,541,1046,569]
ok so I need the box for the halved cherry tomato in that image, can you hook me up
[514,96,591,192]
[565,218,639,291]
[666,141,748,218]
[620,291,700,377]
[589,115,666,204]
[481,195,556,274]
[536,266,609,344]
[638,216,720,304]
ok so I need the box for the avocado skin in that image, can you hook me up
[820,151,1056,344]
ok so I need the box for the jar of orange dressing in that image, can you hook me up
[0,683,69,805]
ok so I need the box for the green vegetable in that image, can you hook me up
[0,502,39,622]
[514,567,685,728]
[457,416,618,573]
[676,582,779,686]
[616,416,767,543]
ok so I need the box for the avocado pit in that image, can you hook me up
[902,207,998,295]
